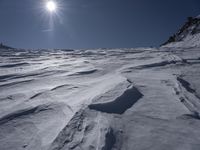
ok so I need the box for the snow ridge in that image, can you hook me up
[88,86,143,114]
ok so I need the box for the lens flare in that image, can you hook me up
[39,0,64,33]
[46,1,57,12]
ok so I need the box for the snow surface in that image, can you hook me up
[1,46,200,150]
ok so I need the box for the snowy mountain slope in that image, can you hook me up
[1,46,200,150]
[162,15,200,47]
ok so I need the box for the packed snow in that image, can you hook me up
[1,46,200,150]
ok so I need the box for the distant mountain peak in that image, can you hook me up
[0,43,13,49]
[195,15,200,19]
[162,16,200,47]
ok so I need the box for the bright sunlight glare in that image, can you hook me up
[46,1,57,12]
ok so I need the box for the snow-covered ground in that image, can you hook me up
[1,46,200,150]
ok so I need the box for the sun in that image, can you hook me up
[46,1,57,12]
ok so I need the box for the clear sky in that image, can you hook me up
[0,0,200,49]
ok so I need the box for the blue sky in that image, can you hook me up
[0,0,200,49]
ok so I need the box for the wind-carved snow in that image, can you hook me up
[89,86,143,114]
[1,43,200,150]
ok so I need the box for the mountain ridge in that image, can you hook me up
[162,15,200,47]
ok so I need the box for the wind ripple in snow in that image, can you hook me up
[135,61,177,69]
[0,62,29,68]
[68,69,98,76]
[0,104,53,125]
